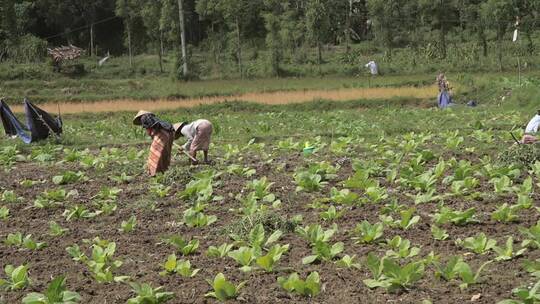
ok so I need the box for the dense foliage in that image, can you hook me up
[1,0,539,68]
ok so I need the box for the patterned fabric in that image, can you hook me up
[140,114,173,131]
[436,73,450,92]
[189,120,213,153]
[147,129,174,176]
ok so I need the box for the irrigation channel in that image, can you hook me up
[11,86,437,114]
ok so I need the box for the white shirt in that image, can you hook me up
[181,119,209,149]
[365,61,378,75]
[525,114,540,134]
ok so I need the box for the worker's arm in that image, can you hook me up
[183,138,192,151]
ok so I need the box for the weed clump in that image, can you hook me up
[498,143,540,168]
[223,212,296,240]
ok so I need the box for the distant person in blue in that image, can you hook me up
[436,73,453,109]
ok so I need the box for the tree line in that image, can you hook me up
[1,0,539,78]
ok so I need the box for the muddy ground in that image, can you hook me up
[0,145,537,304]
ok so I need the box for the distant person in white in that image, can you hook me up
[365,61,378,75]
[521,110,540,144]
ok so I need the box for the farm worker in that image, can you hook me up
[365,60,378,75]
[133,110,175,176]
[436,73,453,109]
[174,119,213,165]
[521,110,540,144]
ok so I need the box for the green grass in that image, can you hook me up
[1,36,539,103]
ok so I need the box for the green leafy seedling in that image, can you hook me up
[120,216,137,233]
[127,282,174,304]
[49,221,69,237]
[228,246,256,272]
[0,264,30,291]
[497,279,540,304]
[431,225,449,241]
[256,244,289,272]
[22,275,81,304]
[278,272,321,297]
[160,254,200,277]
[162,236,199,256]
[335,254,361,270]
[352,221,384,244]
[0,206,9,220]
[206,243,234,258]
[456,233,497,254]
[205,273,246,301]
[456,260,493,290]
[493,237,526,261]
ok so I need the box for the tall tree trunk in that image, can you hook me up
[439,0,446,59]
[317,40,322,65]
[497,32,503,72]
[127,23,133,69]
[478,27,488,57]
[526,31,534,55]
[90,23,94,57]
[158,30,164,73]
[345,0,352,53]
[236,17,243,78]
[439,28,446,59]
[177,0,188,77]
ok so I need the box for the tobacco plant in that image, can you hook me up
[127,282,174,304]
[21,276,81,304]
[456,233,497,255]
[205,273,245,301]
[120,216,137,233]
[493,237,526,261]
[160,254,200,277]
[352,221,384,244]
[0,264,30,291]
[48,221,69,236]
[520,222,540,249]
[162,236,199,256]
[278,272,321,297]
[206,243,234,258]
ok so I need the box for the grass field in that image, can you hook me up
[1,70,540,303]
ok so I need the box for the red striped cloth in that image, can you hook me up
[147,129,174,176]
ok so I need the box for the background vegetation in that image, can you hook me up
[1,0,539,82]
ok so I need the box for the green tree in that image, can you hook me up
[115,0,140,68]
[305,0,330,65]
[196,0,264,78]
[0,0,18,60]
[140,0,165,72]
[480,0,515,71]
[418,0,459,59]
[262,0,284,76]
[366,0,401,57]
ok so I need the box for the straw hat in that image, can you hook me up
[173,122,186,139]
[133,110,153,125]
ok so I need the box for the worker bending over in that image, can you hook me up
[133,110,174,176]
[522,110,540,144]
[174,119,213,165]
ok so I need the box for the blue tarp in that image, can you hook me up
[0,99,62,143]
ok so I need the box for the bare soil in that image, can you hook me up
[0,148,536,304]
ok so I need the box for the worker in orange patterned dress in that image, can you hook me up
[133,110,174,176]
